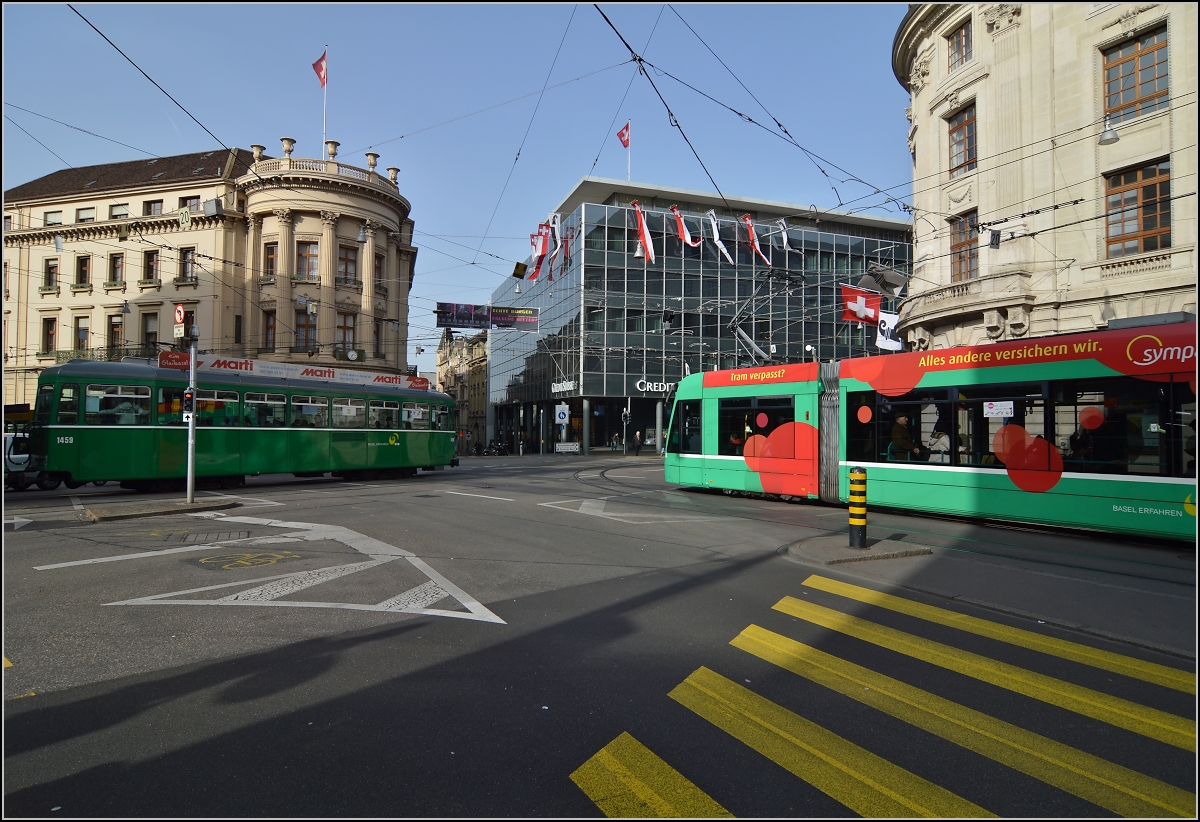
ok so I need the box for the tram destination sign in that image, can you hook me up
[156,352,432,391]
[435,303,539,331]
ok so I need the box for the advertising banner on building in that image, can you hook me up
[435,303,492,329]
[490,306,539,331]
[157,352,430,391]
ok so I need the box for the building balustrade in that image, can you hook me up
[54,345,158,364]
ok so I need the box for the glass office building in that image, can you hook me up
[488,179,911,453]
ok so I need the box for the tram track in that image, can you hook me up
[570,465,1196,588]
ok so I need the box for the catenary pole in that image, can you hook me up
[186,329,197,503]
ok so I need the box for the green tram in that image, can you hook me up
[29,359,457,491]
[664,320,1197,540]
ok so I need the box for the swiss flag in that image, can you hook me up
[616,122,630,148]
[840,285,881,324]
[312,50,328,88]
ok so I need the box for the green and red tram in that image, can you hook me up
[28,359,457,491]
[665,320,1196,540]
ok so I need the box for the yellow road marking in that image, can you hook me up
[3,656,11,668]
[733,624,1197,818]
[774,596,1196,752]
[569,731,733,818]
[669,667,995,818]
[802,574,1196,695]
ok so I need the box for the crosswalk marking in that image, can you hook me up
[732,624,1197,818]
[569,731,732,818]
[774,596,1196,752]
[669,666,996,818]
[802,575,1196,695]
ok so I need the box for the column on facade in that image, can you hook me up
[273,209,293,351]
[247,214,262,351]
[318,211,339,350]
[361,221,378,354]
[388,239,403,369]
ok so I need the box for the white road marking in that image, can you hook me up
[538,492,721,524]
[69,496,85,511]
[4,516,33,531]
[102,513,504,624]
[202,490,284,508]
[221,558,392,601]
[605,475,646,479]
[377,580,448,611]
[444,491,514,502]
[34,534,276,570]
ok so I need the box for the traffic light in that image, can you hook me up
[621,411,631,425]
[183,389,195,414]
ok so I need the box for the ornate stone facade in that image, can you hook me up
[891,3,1196,351]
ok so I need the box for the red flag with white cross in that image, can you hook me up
[840,285,881,324]
[312,50,328,87]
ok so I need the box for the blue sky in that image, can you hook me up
[3,4,912,371]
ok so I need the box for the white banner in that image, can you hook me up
[159,352,432,391]
[876,311,903,351]
[705,209,735,265]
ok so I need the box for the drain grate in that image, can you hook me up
[168,531,251,544]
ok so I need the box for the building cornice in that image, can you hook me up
[892,3,965,92]
[3,213,242,248]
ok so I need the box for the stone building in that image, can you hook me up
[436,326,488,453]
[3,138,417,405]
[892,3,1196,350]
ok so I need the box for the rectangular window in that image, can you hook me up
[34,383,55,423]
[1170,378,1195,478]
[76,256,90,285]
[369,399,399,429]
[142,313,158,345]
[234,314,243,344]
[44,259,58,287]
[76,207,96,224]
[374,254,386,292]
[74,316,90,350]
[4,215,11,231]
[948,19,972,71]
[337,313,356,347]
[295,309,316,349]
[1106,159,1170,258]
[44,211,62,226]
[263,310,276,349]
[290,394,329,428]
[402,402,430,430]
[109,253,124,284]
[332,397,367,429]
[373,319,383,356]
[1104,27,1168,124]
[667,400,702,454]
[179,247,197,281]
[109,204,129,220]
[1054,377,1168,476]
[296,242,319,281]
[143,200,163,216]
[718,397,794,456]
[157,387,184,425]
[950,211,979,282]
[195,389,240,427]
[143,250,159,280]
[242,392,287,428]
[263,242,278,280]
[180,196,200,212]
[57,383,80,424]
[107,315,123,349]
[949,105,977,178]
[41,317,57,353]
[337,246,358,284]
[85,384,151,425]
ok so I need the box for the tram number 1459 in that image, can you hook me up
[56,436,74,444]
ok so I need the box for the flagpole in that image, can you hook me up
[322,45,328,151]
[627,118,631,182]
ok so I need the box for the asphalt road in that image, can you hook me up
[4,455,1196,817]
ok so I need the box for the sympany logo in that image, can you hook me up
[1125,334,1196,367]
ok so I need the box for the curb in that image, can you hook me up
[785,535,934,566]
[85,499,240,523]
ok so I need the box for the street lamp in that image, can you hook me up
[805,344,815,363]
[1098,116,1120,146]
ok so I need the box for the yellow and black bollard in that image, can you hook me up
[848,466,867,549]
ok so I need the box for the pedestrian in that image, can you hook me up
[634,430,642,456]
[611,432,619,451]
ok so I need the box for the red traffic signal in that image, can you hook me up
[183,389,195,414]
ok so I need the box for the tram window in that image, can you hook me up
[368,399,399,429]
[332,397,367,429]
[1171,378,1195,478]
[243,393,286,428]
[432,405,450,431]
[86,384,151,425]
[34,384,55,425]
[956,397,1048,469]
[402,402,430,430]
[158,387,185,425]
[57,383,80,424]
[667,400,702,454]
[845,391,878,463]
[1053,377,1167,475]
[718,397,793,456]
[195,390,239,427]
[290,395,329,428]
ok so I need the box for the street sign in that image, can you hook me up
[174,304,185,324]
[555,404,569,424]
[178,208,191,229]
[173,323,186,339]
